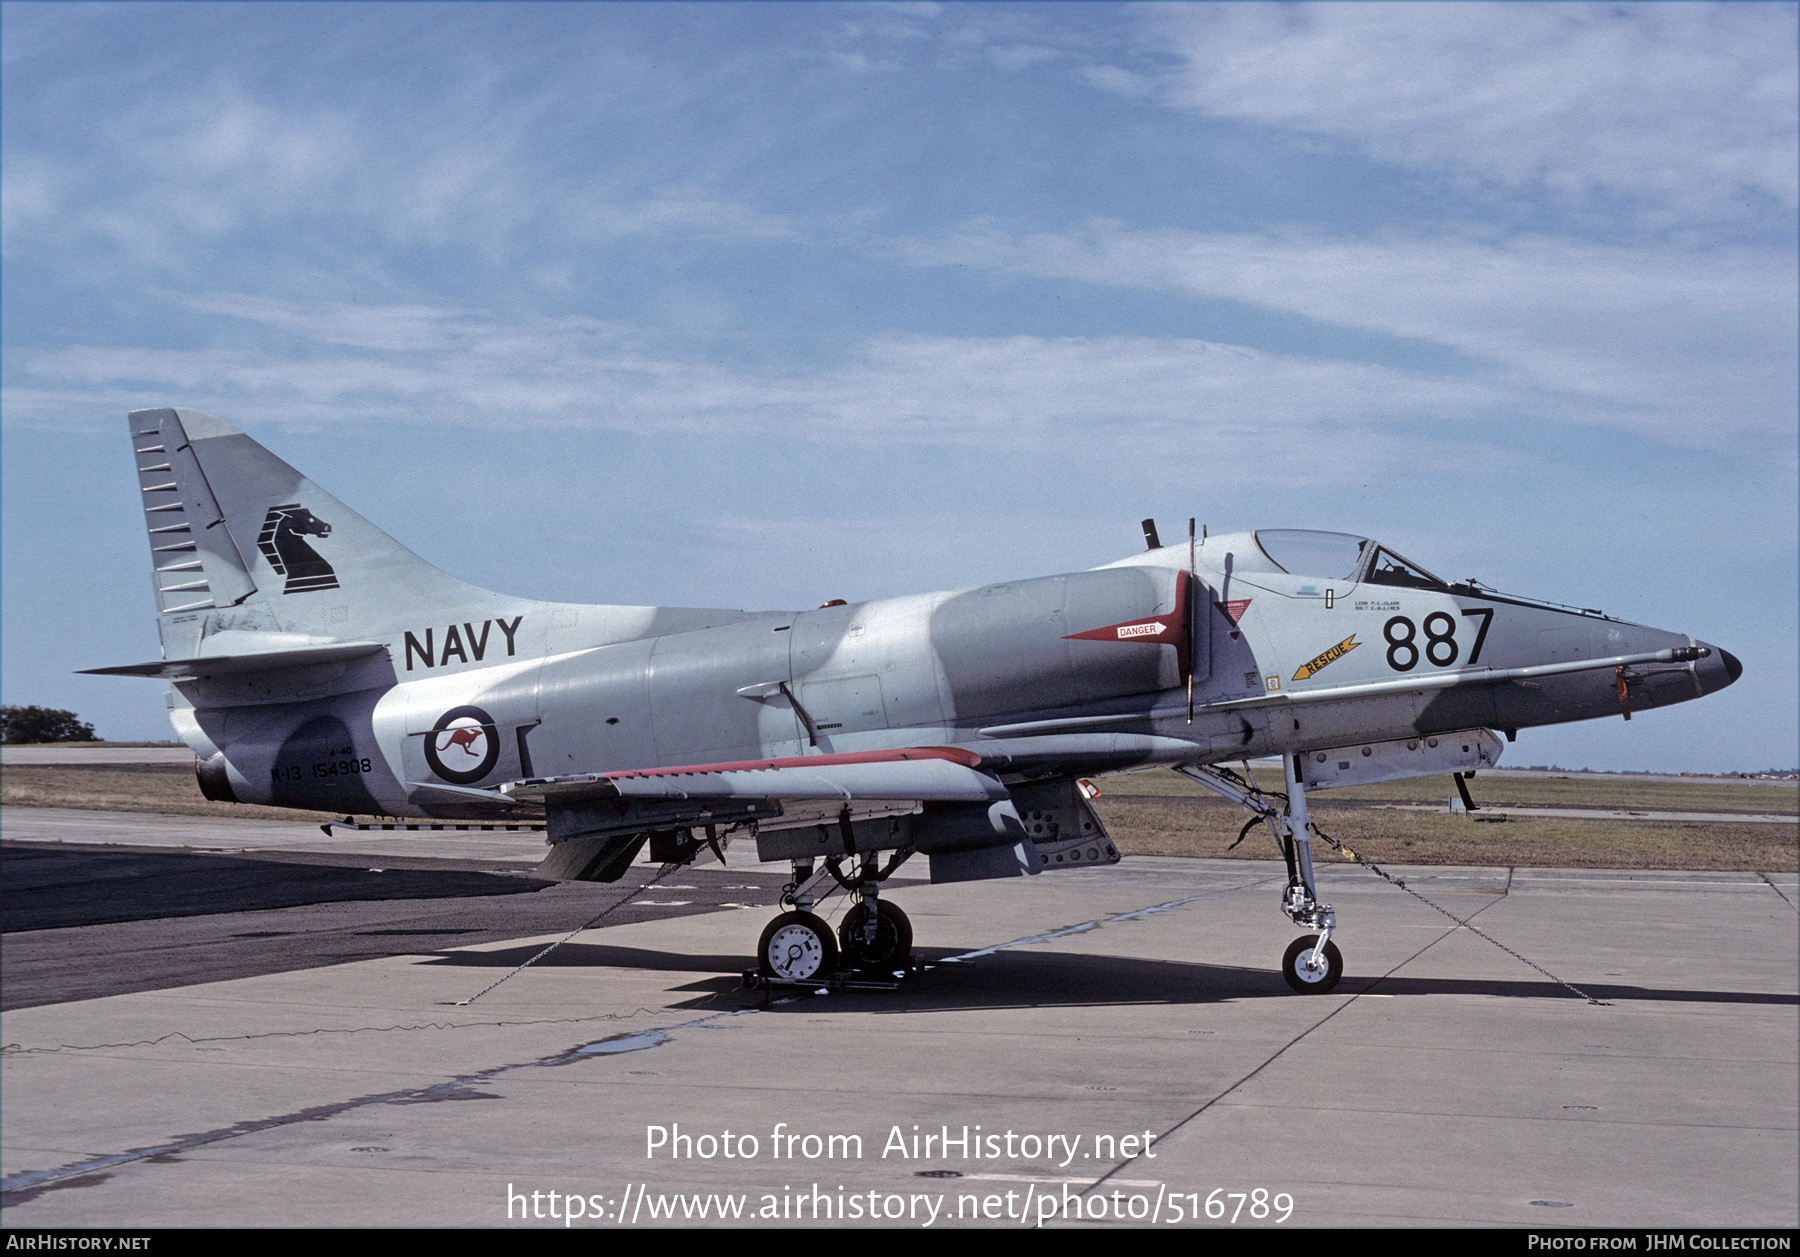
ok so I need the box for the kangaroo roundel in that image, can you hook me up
[425,706,500,784]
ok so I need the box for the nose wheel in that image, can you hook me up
[758,911,838,981]
[1282,934,1343,993]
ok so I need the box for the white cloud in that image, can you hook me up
[1075,63,1152,99]
[0,154,58,240]
[1123,1,1798,227]
[1,36,795,272]
[2,293,1517,491]
[899,219,1797,445]
[810,1,1120,79]
[987,43,1063,73]
[177,294,489,353]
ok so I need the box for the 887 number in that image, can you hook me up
[1383,608,1493,672]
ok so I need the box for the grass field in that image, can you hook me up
[1089,769,1795,871]
[1103,766,1795,813]
[1,741,187,749]
[2,762,1794,872]
[1,765,343,823]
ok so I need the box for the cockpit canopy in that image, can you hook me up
[1253,529,1451,590]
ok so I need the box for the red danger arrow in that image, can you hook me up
[1063,576,1192,682]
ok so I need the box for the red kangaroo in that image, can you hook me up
[439,726,486,757]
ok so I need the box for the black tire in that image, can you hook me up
[758,911,839,981]
[837,899,913,971]
[1281,935,1343,994]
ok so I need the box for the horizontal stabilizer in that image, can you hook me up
[80,641,385,679]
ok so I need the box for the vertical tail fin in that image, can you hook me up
[129,408,508,659]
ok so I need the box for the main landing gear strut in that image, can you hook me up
[757,850,914,983]
[1177,755,1342,994]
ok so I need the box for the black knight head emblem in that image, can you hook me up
[256,503,339,593]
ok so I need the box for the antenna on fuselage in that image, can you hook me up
[1187,517,1197,724]
[1141,518,1161,550]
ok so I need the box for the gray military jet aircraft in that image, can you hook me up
[90,408,1741,993]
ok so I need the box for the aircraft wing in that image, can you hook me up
[498,746,1008,808]
[485,747,1022,883]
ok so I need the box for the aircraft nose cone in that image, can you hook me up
[1693,642,1741,696]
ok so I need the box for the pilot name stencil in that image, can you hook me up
[403,616,524,670]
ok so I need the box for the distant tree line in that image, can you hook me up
[0,706,98,743]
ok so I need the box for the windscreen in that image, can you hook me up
[1254,530,1368,580]
[1364,547,1449,590]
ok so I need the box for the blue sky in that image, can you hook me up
[3,1,1795,771]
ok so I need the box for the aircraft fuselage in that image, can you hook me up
[174,532,1735,820]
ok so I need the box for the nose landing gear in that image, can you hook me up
[1178,753,1344,995]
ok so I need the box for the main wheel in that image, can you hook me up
[1282,935,1343,994]
[759,911,839,981]
[837,899,913,972]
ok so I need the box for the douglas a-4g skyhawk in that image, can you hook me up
[90,408,1741,993]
